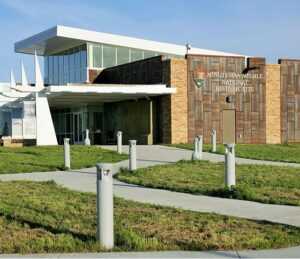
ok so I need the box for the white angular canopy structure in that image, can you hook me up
[21,61,29,87]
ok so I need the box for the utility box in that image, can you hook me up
[222,109,236,144]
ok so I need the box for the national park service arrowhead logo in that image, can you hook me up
[193,70,207,89]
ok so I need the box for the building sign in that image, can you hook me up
[193,70,264,93]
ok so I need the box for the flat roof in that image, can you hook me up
[15,25,245,57]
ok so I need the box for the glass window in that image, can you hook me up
[63,54,69,84]
[144,50,156,59]
[59,55,64,85]
[48,56,53,85]
[131,48,143,62]
[93,44,102,68]
[53,56,59,85]
[103,45,116,68]
[117,46,130,65]
[44,57,49,85]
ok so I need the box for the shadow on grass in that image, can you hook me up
[0,211,95,242]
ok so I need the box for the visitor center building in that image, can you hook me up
[0,25,299,146]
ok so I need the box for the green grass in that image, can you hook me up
[1,181,300,253]
[169,143,300,163]
[0,146,127,174]
[117,160,300,206]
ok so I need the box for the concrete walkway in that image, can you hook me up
[1,246,300,258]
[102,144,300,167]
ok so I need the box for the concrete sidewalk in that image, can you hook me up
[101,144,300,167]
[1,246,300,258]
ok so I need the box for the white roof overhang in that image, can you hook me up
[45,84,176,107]
[15,25,245,57]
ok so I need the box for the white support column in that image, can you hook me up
[10,70,16,88]
[34,50,44,90]
[96,163,114,250]
[21,61,29,87]
[35,92,58,145]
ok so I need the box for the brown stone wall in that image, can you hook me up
[187,55,266,144]
[89,69,102,83]
[279,59,300,143]
[265,64,281,144]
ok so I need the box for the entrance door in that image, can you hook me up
[73,113,83,144]
[222,109,236,144]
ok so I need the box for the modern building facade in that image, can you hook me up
[0,25,299,146]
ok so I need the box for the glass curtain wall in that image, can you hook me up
[87,43,181,69]
[45,45,87,85]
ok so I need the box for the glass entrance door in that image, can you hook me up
[73,113,83,144]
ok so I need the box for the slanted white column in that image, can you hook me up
[34,50,44,90]
[21,61,29,87]
[10,70,16,88]
[35,92,58,145]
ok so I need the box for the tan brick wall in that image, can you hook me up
[265,64,281,143]
[169,59,188,144]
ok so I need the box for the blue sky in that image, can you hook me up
[0,0,299,82]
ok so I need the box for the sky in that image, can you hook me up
[0,0,299,82]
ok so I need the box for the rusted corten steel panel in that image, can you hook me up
[187,55,266,144]
[279,59,300,143]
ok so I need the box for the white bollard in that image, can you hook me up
[96,163,114,249]
[225,143,236,189]
[197,135,203,159]
[192,137,201,161]
[117,131,122,154]
[211,129,217,153]
[64,138,71,169]
[84,129,91,146]
[129,140,137,171]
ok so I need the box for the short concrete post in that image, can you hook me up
[64,138,70,169]
[117,131,122,154]
[225,144,236,189]
[129,140,137,171]
[197,135,203,159]
[211,129,217,153]
[96,163,114,249]
[84,129,91,146]
[192,137,201,161]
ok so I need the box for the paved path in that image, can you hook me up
[101,144,300,167]
[2,246,300,258]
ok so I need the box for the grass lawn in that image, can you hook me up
[169,143,300,163]
[0,146,127,174]
[1,181,300,253]
[117,160,300,206]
